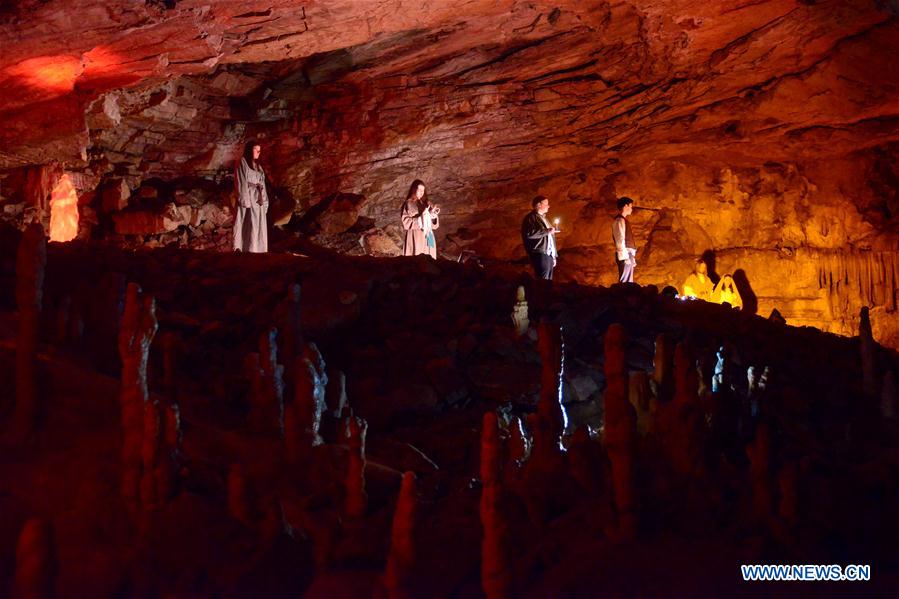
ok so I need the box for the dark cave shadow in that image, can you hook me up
[699,250,758,315]
[701,249,720,286]
[732,269,758,316]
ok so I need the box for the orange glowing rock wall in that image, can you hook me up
[1,1,898,343]
[48,174,78,242]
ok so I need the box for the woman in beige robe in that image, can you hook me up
[401,179,440,259]
[234,140,269,253]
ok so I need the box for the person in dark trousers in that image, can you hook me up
[612,196,637,283]
[521,195,558,280]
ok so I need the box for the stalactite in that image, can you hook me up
[13,518,55,599]
[816,249,899,337]
[385,471,418,599]
[603,323,638,540]
[480,412,512,599]
[344,415,368,518]
[11,223,46,438]
[118,282,158,504]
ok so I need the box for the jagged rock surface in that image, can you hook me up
[1,1,899,343]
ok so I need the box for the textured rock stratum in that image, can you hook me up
[1,0,899,343]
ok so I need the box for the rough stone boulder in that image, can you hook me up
[113,203,193,235]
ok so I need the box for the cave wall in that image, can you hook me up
[1,0,899,344]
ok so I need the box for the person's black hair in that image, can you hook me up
[405,179,429,205]
[243,139,260,166]
[616,196,634,211]
[532,195,547,208]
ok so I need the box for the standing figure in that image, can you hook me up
[612,197,637,283]
[521,195,558,280]
[682,258,714,301]
[234,140,269,253]
[401,179,440,259]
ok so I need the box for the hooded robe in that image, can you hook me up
[234,157,269,253]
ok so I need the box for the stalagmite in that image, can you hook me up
[118,282,158,504]
[511,285,529,336]
[278,283,304,395]
[161,331,179,405]
[11,223,46,438]
[567,426,602,497]
[285,356,325,462]
[603,324,638,540]
[534,322,565,456]
[480,412,512,599]
[53,294,71,346]
[385,471,418,599]
[657,342,705,478]
[13,518,55,599]
[505,415,529,479]
[344,415,368,518]
[777,461,799,530]
[651,333,674,403]
[746,423,774,522]
[322,366,348,442]
[247,328,285,436]
[628,370,652,435]
[881,371,897,419]
[859,307,879,399]
[227,463,254,525]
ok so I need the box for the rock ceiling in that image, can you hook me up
[3,1,897,172]
[2,0,899,343]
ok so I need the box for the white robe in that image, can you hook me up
[234,157,269,253]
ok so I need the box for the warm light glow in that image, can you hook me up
[49,174,79,242]
[6,55,84,92]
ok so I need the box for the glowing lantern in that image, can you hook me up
[49,174,78,242]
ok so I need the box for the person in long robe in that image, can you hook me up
[401,179,440,258]
[714,274,743,309]
[234,140,269,253]
[682,258,714,301]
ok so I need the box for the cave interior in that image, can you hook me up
[2,0,899,596]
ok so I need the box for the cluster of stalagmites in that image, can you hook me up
[473,299,898,597]
[5,229,899,596]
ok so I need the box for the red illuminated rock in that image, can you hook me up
[13,518,55,599]
[602,323,638,540]
[117,282,158,505]
[1,1,899,345]
[247,327,285,437]
[480,411,512,599]
[344,415,368,518]
[384,471,417,599]
[11,223,45,438]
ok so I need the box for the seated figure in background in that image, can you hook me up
[714,274,743,309]
[682,258,714,301]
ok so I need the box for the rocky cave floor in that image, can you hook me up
[2,227,899,597]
